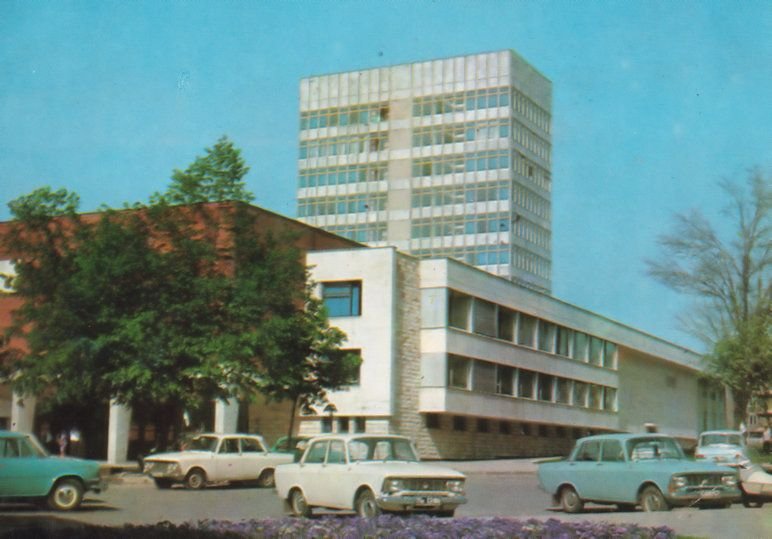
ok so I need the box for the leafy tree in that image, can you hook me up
[156,135,254,205]
[647,169,771,425]
[2,139,359,453]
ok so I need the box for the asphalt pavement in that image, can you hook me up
[109,457,541,486]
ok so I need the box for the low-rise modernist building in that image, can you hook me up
[296,246,726,459]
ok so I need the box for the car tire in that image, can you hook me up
[47,478,84,511]
[355,488,382,518]
[257,469,275,488]
[741,492,764,508]
[184,468,207,490]
[639,485,670,512]
[559,485,584,513]
[153,478,173,489]
[289,488,312,518]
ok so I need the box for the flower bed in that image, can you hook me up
[2,516,675,539]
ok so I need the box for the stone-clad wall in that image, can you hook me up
[392,253,422,438]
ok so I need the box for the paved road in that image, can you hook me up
[0,467,769,538]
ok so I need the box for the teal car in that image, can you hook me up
[0,430,108,510]
[538,433,741,513]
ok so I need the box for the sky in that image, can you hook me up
[1,1,770,352]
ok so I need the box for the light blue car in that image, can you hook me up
[538,433,741,513]
[0,430,108,510]
[695,430,748,464]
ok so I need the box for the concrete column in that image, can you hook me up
[214,398,239,433]
[107,400,132,464]
[10,392,36,432]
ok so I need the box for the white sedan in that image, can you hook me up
[275,434,467,517]
[143,433,293,489]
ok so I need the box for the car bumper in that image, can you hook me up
[667,487,741,506]
[87,477,109,494]
[377,493,468,512]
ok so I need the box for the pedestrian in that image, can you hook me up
[57,430,69,457]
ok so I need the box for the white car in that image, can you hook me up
[275,434,467,518]
[143,433,293,489]
[695,430,748,464]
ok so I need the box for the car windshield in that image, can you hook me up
[186,436,220,452]
[700,433,742,446]
[627,437,684,460]
[348,437,418,462]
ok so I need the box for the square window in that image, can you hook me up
[322,281,361,317]
[452,416,467,432]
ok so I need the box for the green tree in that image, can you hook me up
[157,135,253,205]
[647,169,771,426]
[2,139,359,453]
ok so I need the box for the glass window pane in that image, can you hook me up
[601,440,624,462]
[604,342,617,369]
[573,381,588,407]
[473,361,497,393]
[537,374,554,402]
[537,320,556,353]
[496,366,514,395]
[573,332,588,361]
[604,387,617,411]
[518,369,535,399]
[557,327,572,357]
[518,314,536,348]
[497,307,515,341]
[448,291,472,331]
[556,378,571,404]
[448,355,471,389]
[322,282,361,317]
[590,337,604,366]
[473,298,497,337]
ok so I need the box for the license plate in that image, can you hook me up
[416,496,441,507]
[701,490,720,499]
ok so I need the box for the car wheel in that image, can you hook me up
[153,478,173,489]
[47,479,84,511]
[639,485,670,512]
[742,493,764,508]
[559,486,584,514]
[184,468,207,490]
[289,489,312,518]
[257,469,275,488]
[355,488,382,518]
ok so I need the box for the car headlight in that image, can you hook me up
[446,479,465,493]
[721,474,738,487]
[670,476,688,489]
[383,478,404,493]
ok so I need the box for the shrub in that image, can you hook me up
[1,516,675,539]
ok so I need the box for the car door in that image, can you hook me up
[567,440,601,499]
[313,439,350,509]
[299,440,329,505]
[239,436,269,480]
[214,437,242,481]
[594,439,630,502]
[0,436,47,497]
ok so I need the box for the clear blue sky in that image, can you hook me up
[2,1,770,351]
